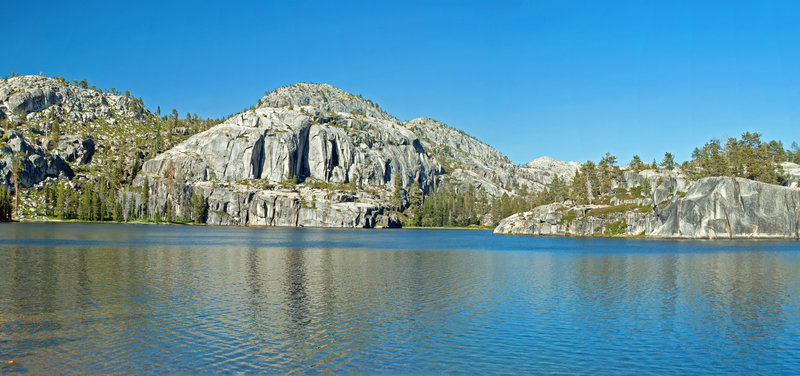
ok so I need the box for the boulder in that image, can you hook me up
[0,129,74,189]
[55,136,95,164]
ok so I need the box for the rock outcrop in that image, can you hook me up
[0,129,73,188]
[517,156,581,189]
[495,176,800,239]
[258,83,395,121]
[54,136,95,164]
[650,177,800,238]
[404,119,579,197]
[140,107,438,188]
[121,180,400,227]
[404,117,518,197]
[781,162,800,188]
[493,203,657,237]
[135,84,441,228]
[0,75,151,124]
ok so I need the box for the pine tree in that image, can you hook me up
[630,155,644,172]
[0,186,12,221]
[79,184,92,220]
[191,192,207,224]
[642,178,652,197]
[113,202,124,222]
[660,152,676,170]
[392,172,404,210]
[569,171,589,204]
[11,152,26,218]
[142,177,150,219]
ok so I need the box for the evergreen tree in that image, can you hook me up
[641,178,652,197]
[142,177,150,219]
[79,183,92,220]
[550,175,567,203]
[113,202,124,222]
[191,192,207,224]
[407,182,423,225]
[569,170,589,204]
[392,172,404,210]
[660,152,676,170]
[630,155,644,172]
[11,152,26,218]
[0,186,12,221]
[583,161,599,199]
[51,119,61,145]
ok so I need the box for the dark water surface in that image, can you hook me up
[1,223,799,374]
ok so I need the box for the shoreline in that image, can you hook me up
[12,218,494,231]
[494,231,800,241]
[10,219,800,240]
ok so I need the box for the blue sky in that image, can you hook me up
[4,1,800,164]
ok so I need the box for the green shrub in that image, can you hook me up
[603,220,627,236]
[558,213,577,225]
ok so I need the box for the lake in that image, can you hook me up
[0,223,799,374]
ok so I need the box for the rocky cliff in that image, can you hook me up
[495,175,800,239]
[404,117,517,197]
[649,177,800,238]
[0,128,73,188]
[404,118,580,198]
[135,83,442,227]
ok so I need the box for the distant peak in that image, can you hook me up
[257,82,395,121]
[529,156,556,164]
[525,156,580,169]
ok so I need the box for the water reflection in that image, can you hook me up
[0,223,798,374]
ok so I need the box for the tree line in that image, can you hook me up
[402,131,800,228]
[36,177,207,224]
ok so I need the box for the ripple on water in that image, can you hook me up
[0,224,799,374]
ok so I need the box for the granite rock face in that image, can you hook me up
[650,177,800,238]
[405,118,580,197]
[258,83,395,121]
[136,84,441,228]
[404,117,517,197]
[54,136,95,164]
[493,203,657,237]
[781,162,800,188]
[495,176,800,239]
[140,107,438,189]
[122,180,400,228]
[0,75,151,124]
[0,129,73,188]
[522,156,581,183]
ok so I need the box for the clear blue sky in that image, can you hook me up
[4,1,800,165]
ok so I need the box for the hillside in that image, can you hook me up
[0,75,665,229]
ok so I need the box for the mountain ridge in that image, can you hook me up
[7,74,795,237]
